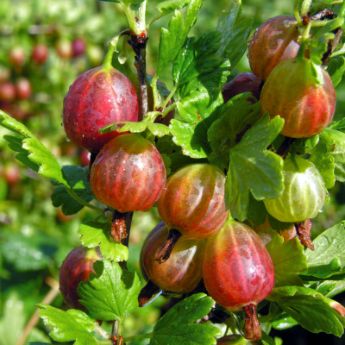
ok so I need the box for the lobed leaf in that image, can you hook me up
[268,286,345,337]
[39,305,99,345]
[80,222,128,262]
[78,260,141,321]
[267,234,307,287]
[0,110,66,185]
[150,293,220,345]
[226,116,284,221]
[305,221,345,278]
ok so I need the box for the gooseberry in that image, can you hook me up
[63,66,139,153]
[90,134,166,212]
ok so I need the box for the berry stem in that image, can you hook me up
[295,219,314,250]
[111,210,133,244]
[129,33,148,119]
[154,228,182,263]
[243,304,262,341]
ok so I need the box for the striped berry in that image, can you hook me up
[90,134,166,212]
[264,156,327,223]
[59,246,99,308]
[140,222,203,293]
[248,16,299,80]
[157,164,228,239]
[63,66,139,153]
[261,58,336,138]
[203,220,274,340]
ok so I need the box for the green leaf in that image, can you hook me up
[320,129,345,183]
[0,295,25,345]
[52,166,94,215]
[78,260,141,321]
[267,234,307,286]
[0,110,66,185]
[80,222,128,262]
[158,0,202,77]
[169,119,207,158]
[268,286,345,337]
[226,116,284,221]
[40,305,99,345]
[305,222,345,278]
[207,94,260,169]
[1,233,53,271]
[116,120,170,137]
[169,32,231,159]
[329,56,345,87]
[147,122,170,137]
[217,1,252,67]
[157,0,190,15]
[316,280,345,298]
[150,293,220,345]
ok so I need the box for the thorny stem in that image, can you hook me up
[129,33,149,119]
[16,278,59,345]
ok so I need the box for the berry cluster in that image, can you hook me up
[59,12,336,342]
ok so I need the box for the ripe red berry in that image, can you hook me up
[59,246,99,308]
[9,47,26,67]
[0,82,16,102]
[63,66,139,153]
[15,78,32,100]
[90,134,166,212]
[263,156,327,223]
[248,16,299,80]
[31,44,49,64]
[158,164,228,239]
[203,221,274,340]
[140,222,203,293]
[222,72,262,102]
[2,164,21,186]
[261,58,336,138]
[72,38,86,58]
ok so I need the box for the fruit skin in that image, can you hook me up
[31,44,49,64]
[261,58,336,138]
[72,38,86,57]
[140,222,203,293]
[63,66,139,153]
[264,156,327,223]
[222,72,262,102]
[203,221,274,311]
[59,246,99,308]
[158,164,228,239]
[15,78,32,100]
[90,134,166,212]
[0,82,16,102]
[56,39,72,59]
[248,16,299,80]
[9,47,26,67]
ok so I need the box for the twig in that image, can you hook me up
[16,278,60,345]
[128,33,149,119]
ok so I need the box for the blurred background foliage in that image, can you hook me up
[0,0,344,344]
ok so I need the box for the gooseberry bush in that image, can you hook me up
[2,0,345,344]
